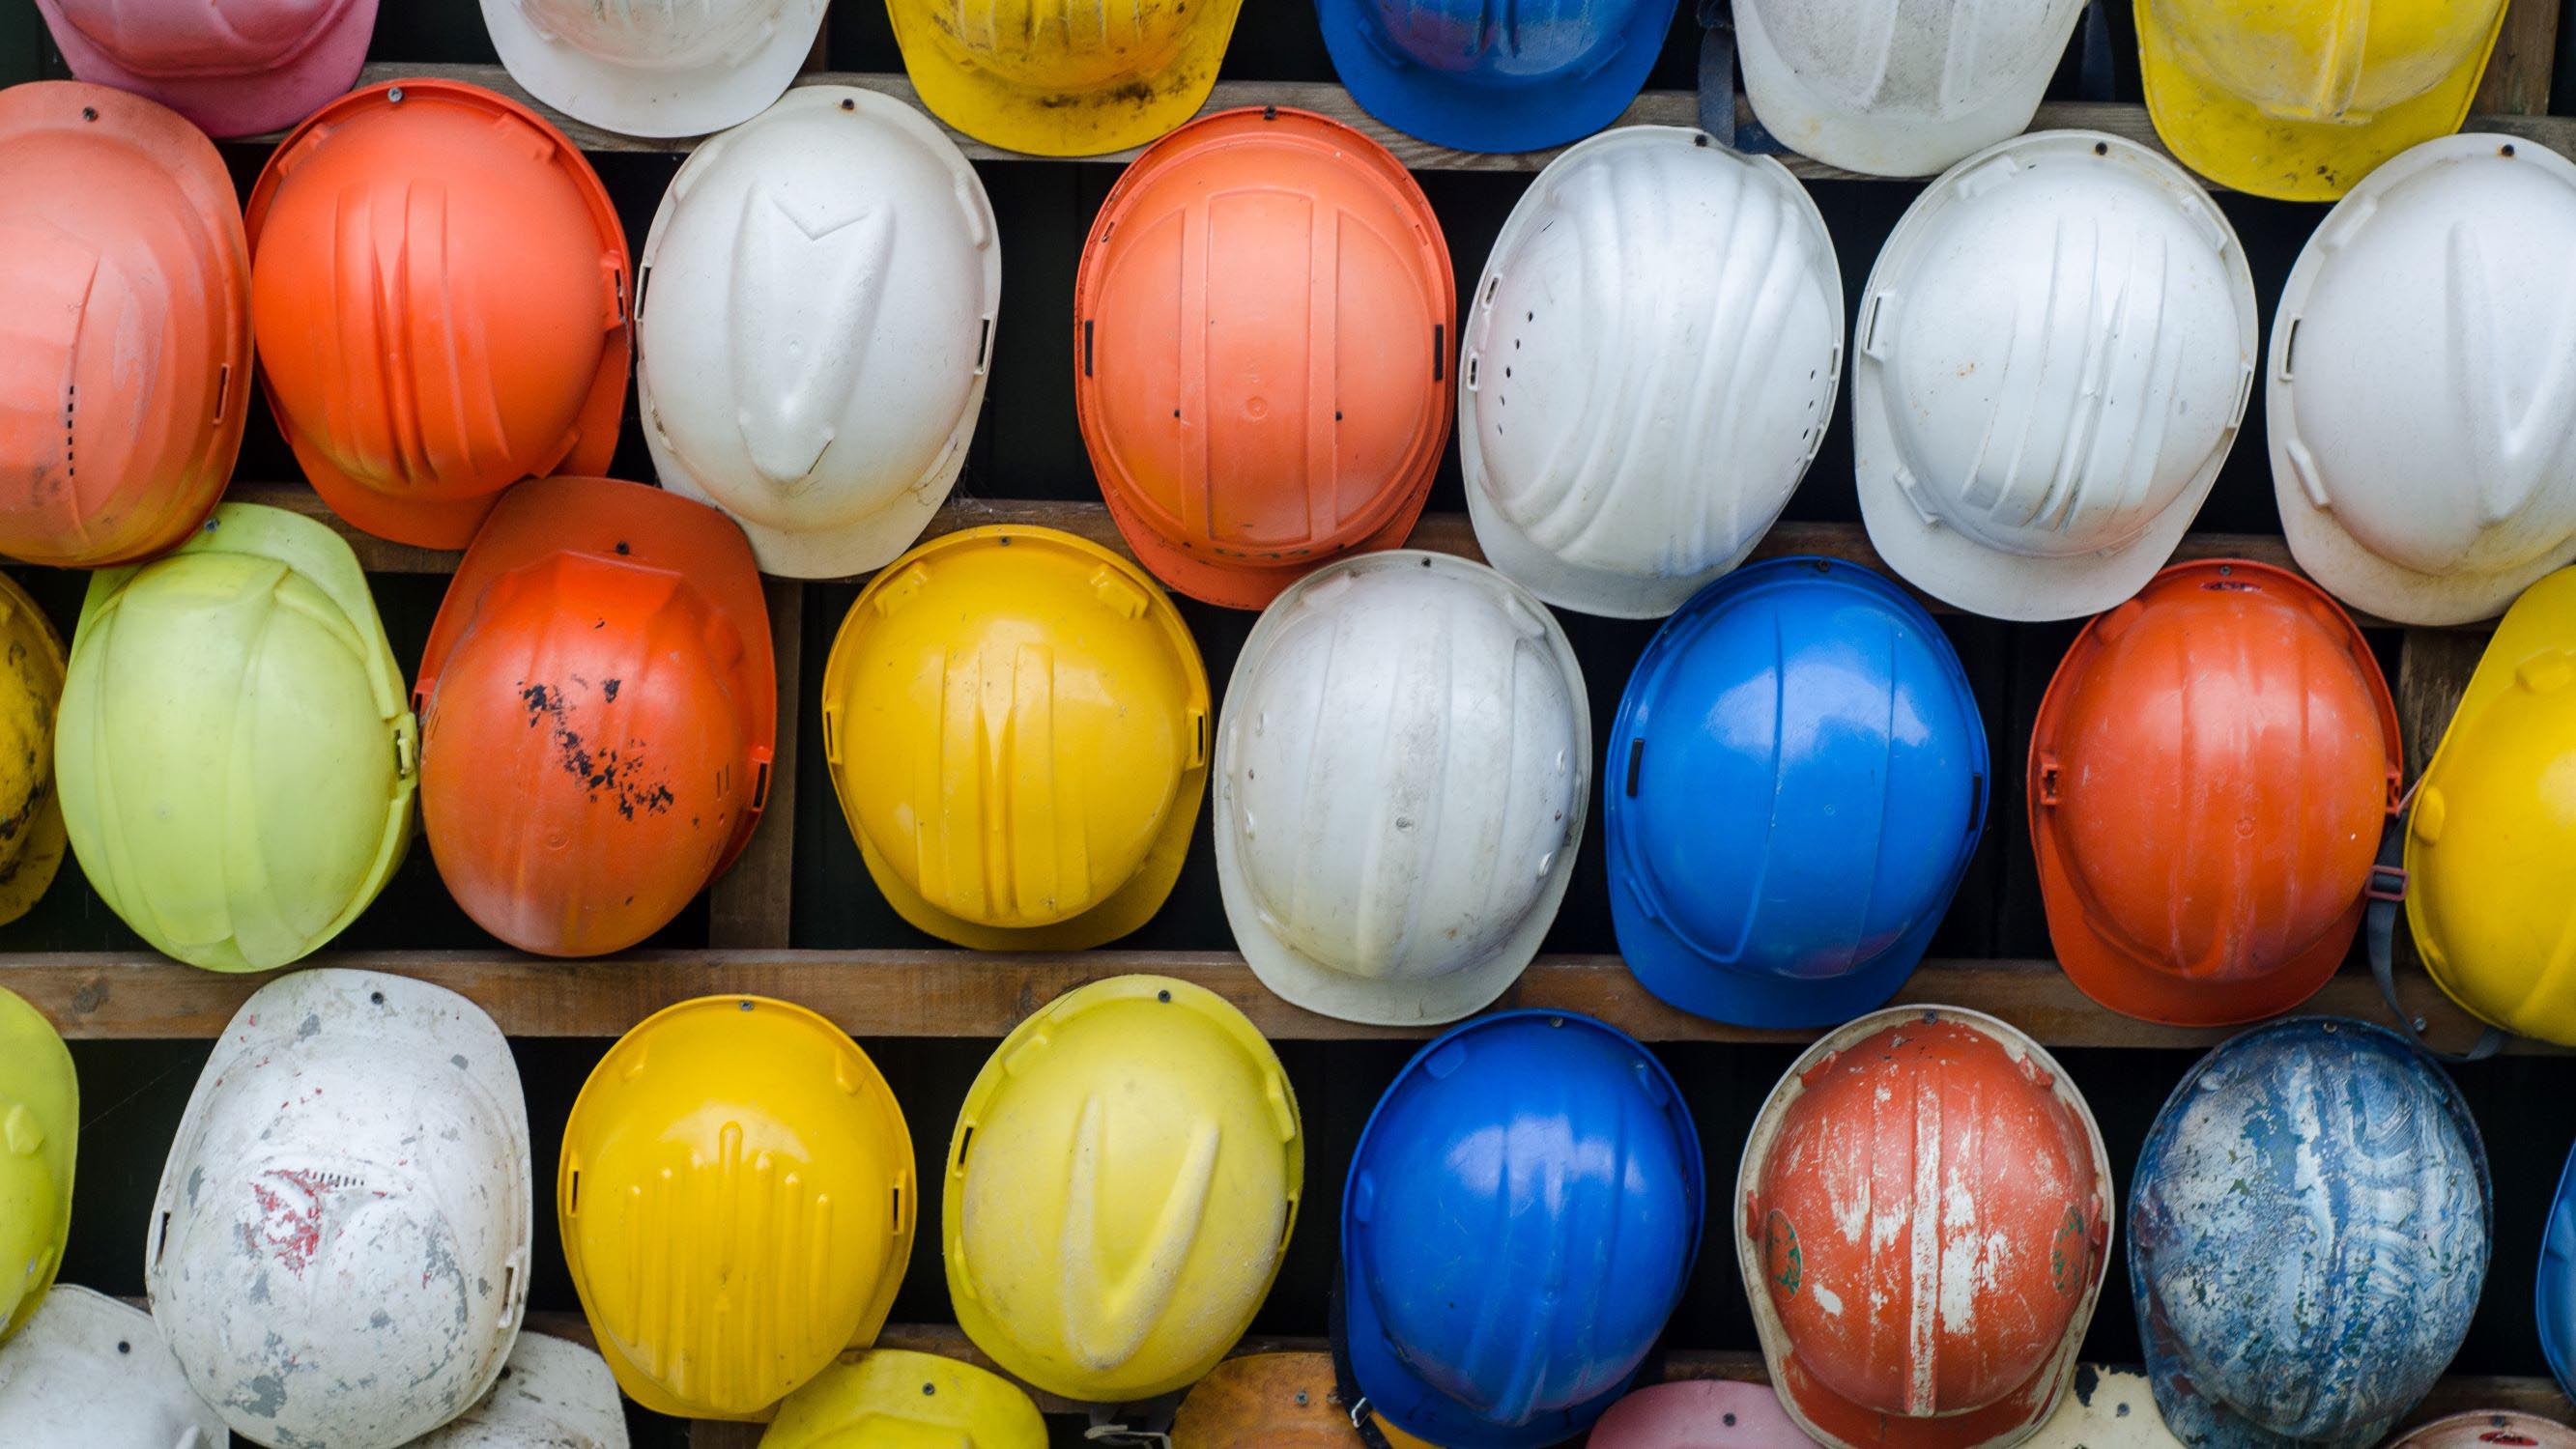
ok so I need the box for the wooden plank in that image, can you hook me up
[2477,0,2564,117]
[255,63,2576,186]
[7,948,2548,1050]
[705,580,802,950]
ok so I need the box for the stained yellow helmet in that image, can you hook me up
[0,575,66,927]
[886,0,1243,156]
[0,986,72,1345]
[761,1350,1046,1449]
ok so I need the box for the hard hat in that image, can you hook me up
[410,1332,632,1449]
[886,0,1244,156]
[0,987,72,1347]
[2030,560,2402,1027]
[1854,130,2259,622]
[762,1350,1046,1449]
[0,574,67,928]
[1739,1006,2112,1449]
[560,995,915,1421]
[821,526,1209,951]
[1461,127,1842,619]
[56,503,415,973]
[417,476,775,957]
[1338,1010,1703,1447]
[1076,107,1453,610]
[1216,552,1589,1026]
[639,85,999,578]
[1607,557,1989,1028]
[947,976,1301,1404]
[483,0,829,139]
[32,0,377,138]
[1734,0,2087,177]
[2395,1416,2576,1449]
[0,81,246,568]
[2137,0,2507,201]
[2130,1018,2488,1449]
[2021,1369,2184,1449]
[1588,1380,1816,1449]
[1170,1353,1377,1449]
[1317,0,1676,154]
[148,969,531,1449]
[2548,1139,2576,1402]
[2271,134,2576,627]
[245,79,631,550]
[0,1284,228,1447]
[2398,567,2576,1043]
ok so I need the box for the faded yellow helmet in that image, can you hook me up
[0,575,66,926]
[822,526,1208,951]
[54,503,415,971]
[559,995,916,1422]
[885,0,1242,156]
[946,976,1301,1403]
[0,986,72,1346]
[761,1350,1046,1449]
[2137,0,2507,199]
[2405,567,2576,1043]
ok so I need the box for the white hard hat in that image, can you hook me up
[1216,552,1589,1025]
[412,1332,630,1448]
[2272,133,2576,627]
[1461,127,1844,619]
[1855,129,2258,621]
[480,0,829,139]
[147,969,532,1449]
[1736,0,2089,177]
[0,1284,228,1448]
[640,85,1000,579]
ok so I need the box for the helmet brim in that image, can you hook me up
[481,0,829,139]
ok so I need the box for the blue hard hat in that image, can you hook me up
[1605,556,1989,1029]
[1335,1010,1703,1447]
[2541,1136,2576,1400]
[1316,0,1680,155]
[2130,1018,2490,1449]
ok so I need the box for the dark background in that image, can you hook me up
[7,2,2576,1444]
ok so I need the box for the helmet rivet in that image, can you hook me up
[2093,140,2107,156]
[387,88,404,104]
[922,1382,936,1396]
[738,999,754,1011]
[80,107,98,123]
[1157,989,1172,1003]
[369,990,385,1006]
[116,1341,130,1354]
[2504,143,2519,158]
[841,99,856,112]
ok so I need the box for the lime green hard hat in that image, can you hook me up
[56,503,416,971]
[0,985,73,1346]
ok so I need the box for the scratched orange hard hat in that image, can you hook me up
[0,81,247,568]
[2030,560,2401,1027]
[417,476,773,957]
[1075,107,1454,610]
[245,79,630,550]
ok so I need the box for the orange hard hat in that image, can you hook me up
[416,476,773,957]
[1074,107,1454,610]
[2030,559,2401,1026]
[0,81,247,567]
[245,79,630,550]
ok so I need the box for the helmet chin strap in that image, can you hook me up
[2365,801,2504,1063]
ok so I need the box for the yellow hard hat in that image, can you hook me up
[0,986,72,1346]
[885,0,1242,156]
[558,996,916,1421]
[2407,567,2576,1043]
[822,526,1209,952]
[761,1350,1047,1449]
[2137,0,2507,200]
[946,976,1301,1403]
[0,575,66,927]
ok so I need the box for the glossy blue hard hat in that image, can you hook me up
[1605,556,1989,1029]
[1337,1010,1703,1447]
[1317,0,1680,155]
[2541,1136,2576,1400]
[2130,1018,2490,1449]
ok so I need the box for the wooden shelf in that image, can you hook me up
[10,947,2541,1054]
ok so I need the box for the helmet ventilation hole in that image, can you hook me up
[956,1125,975,1167]
[567,1171,581,1213]
[213,364,232,423]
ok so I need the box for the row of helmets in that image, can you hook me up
[15,67,2576,639]
[0,971,2556,1448]
[30,0,2518,192]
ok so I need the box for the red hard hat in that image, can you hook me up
[2030,559,2402,1026]
[1075,107,1454,610]
[246,80,631,550]
[0,82,246,567]
[416,476,774,957]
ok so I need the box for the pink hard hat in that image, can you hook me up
[35,0,379,138]
[1589,1381,1821,1448]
